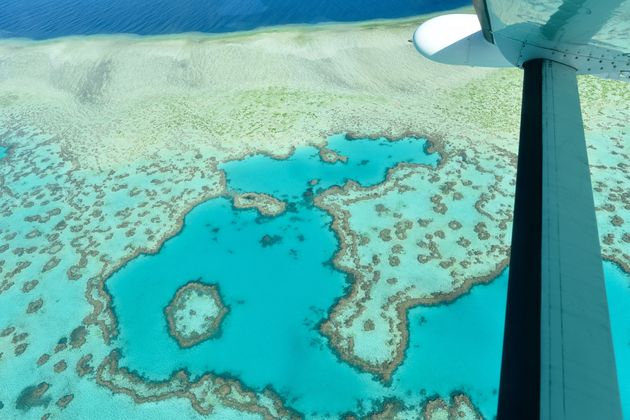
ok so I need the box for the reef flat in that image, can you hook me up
[232,192,287,217]
[312,75,630,381]
[353,393,482,420]
[315,149,514,380]
[164,281,228,348]
[0,11,628,420]
[104,135,472,418]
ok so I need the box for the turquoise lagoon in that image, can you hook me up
[0,145,7,159]
[106,134,630,418]
[606,261,630,416]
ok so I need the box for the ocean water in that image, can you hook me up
[401,272,507,417]
[107,135,447,416]
[107,134,630,418]
[0,146,7,159]
[606,261,630,416]
[0,0,468,40]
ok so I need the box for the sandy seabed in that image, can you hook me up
[0,9,628,419]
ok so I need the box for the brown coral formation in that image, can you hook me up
[15,383,51,411]
[360,393,482,419]
[164,282,229,348]
[422,393,482,419]
[0,12,626,418]
[96,350,298,418]
[319,147,349,164]
[232,192,287,217]
[315,141,514,380]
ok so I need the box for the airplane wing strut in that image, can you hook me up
[498,58,622,420]
[412,1,630,417]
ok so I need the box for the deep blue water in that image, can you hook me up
[0,0,469,40]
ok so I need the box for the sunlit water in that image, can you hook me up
[107,135,630,417]
[0,0,468,39]
[2,0,627,415]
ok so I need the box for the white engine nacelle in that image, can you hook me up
[412,14,512,68]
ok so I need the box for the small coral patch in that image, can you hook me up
[165,281,228,348]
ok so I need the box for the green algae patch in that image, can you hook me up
[164,281,229,348]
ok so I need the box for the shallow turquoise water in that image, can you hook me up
[0,145,7,159]
[401,274,507,417]
[107,134,630,417]
[222,133,439,196]
[107,134,443,416]
[606,262,630,417]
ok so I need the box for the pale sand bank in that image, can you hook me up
[0,13,627,418]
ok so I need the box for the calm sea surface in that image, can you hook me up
[2,1,627,415]
[0,0,468,39]
[107,135,630,417]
